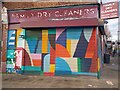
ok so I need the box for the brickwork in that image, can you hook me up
[3,2,98,10]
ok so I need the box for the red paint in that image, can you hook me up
[85,28,96,58]
[20,48,31,66]
[101,2,119,19]
[44,72,54,76]
[50,46,56,64]
[20,18,99,28]
[89,28,98,73]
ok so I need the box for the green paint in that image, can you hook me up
[97,70,100,79]
[40,71,44,75]
[26,30,40,40]
[7,61,13,64]
[7,50,15,59]
[77,58,81,72]
[21,66,41,71]
[48,28,56,34]
[26,37,38,40]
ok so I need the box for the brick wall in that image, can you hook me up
[3,2,98,10]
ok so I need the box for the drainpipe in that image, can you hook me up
[0,1,2,67]
[0,1,2,90]
[1,6,8,73]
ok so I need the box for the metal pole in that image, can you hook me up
[117,0,120,76]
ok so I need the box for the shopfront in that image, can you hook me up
[6,4,104,78]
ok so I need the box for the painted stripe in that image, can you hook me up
[50,64,55,72]
[72,72,97,76]
[8,42,15,45]
[66,40,71,56]
[42,30,48,53]
[98,58,100,71]
[11,34,15,37]
[10,37,15,40]
[9,40,15,42]
[12,31,16,34]
[21,66,41,71]
[77,58,81,72]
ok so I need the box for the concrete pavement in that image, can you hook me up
[2,56,119,88]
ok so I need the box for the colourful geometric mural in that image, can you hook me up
[6,30,16,73]
[6,27,102,77]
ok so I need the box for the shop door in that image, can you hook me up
[23,27,98,75]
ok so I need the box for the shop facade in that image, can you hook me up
[5,4,105,78]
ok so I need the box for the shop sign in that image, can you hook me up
[101,2,119,19]
[8,5,98,23]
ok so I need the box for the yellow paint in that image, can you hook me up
[16,28,23,47]
[50,64,55,72]
[42,30,48,53]
[98,58,100,71]
[71,40,79,57]
[66,40,71,56]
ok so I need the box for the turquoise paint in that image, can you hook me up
[72,72,97,76]
[48,28,56,34]
[7,50,15,59]
[21,66,41,71]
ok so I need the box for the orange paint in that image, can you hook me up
[32,60,41,66]
[56,44,70,57]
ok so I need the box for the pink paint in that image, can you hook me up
[15,49,23,69]
[30,54,41,60]
[56,28,65,40]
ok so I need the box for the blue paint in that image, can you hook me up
[67,27,82,39]
[9,40,15,42]
[6,68,15,73]
[81,58,92,72]
[27,40,37,53]
[73,30,88,58]
[36,40,42,53]
[7,30,16,49]
[55,58,72,75]
[48,40,50,53]
[16,70,22,74]
[56,29,66,47]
